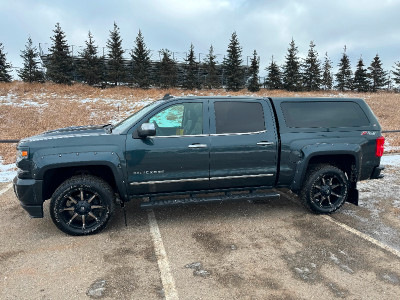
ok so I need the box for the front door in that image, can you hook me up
[209,99,278,189]
[125,100,210,195]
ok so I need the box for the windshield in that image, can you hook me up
[112,101,162,134]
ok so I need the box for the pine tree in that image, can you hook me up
[367,54,388,92]
[0,42,12,82]
[247,50,260,92]
[203,45,220,89]
[159,49,177,88]
[130,30,151,88]
[223,32,243,91]
[264,56,282,90]
[106,22,126,86]
[183,43,198,89]
[335,46,353,91]
[302,41,321,91]
[353,57,369,92]
[46,23,74,84]
[282,38,302,91]
[18,37,44,83]
[393,61,400,88]
[78,31,102,86]
[321,52,333,90]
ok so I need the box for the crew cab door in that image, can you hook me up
[209,99,278,189]
[125,100,210,195]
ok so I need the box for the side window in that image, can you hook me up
[149,103,203,136]
[214,101,265,134]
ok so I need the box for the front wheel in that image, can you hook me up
[50,175,115,236]
[300,165,349,214]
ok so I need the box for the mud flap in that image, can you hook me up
[346,188,359,206]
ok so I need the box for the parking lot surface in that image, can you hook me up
[1,162,400,299]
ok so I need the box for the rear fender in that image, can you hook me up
[290,143,361,191]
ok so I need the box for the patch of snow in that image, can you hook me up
[0,157,17,182]
[381,155,400,166]
[0,93,47,108]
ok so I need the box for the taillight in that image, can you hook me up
[376,136,385,157]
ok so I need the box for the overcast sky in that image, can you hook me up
[1,0,399,78]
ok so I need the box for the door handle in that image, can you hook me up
[188,143,208,149]
[257,141,274,146]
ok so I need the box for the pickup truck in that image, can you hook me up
[14,95,385,235]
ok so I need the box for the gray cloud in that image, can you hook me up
[1,0,399,78]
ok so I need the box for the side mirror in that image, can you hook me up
[138,123,156,138]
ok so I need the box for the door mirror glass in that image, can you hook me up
[138,123,156,138]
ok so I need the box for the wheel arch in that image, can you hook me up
[291,149,360,191]
[41,163,125,202]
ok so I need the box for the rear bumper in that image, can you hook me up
[370,166,384,179]
[13,176,44,218]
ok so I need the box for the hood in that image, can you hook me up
[19,124,109,143]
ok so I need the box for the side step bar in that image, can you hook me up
[140,192,281,209]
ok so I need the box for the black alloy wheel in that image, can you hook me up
[50,175,115,236]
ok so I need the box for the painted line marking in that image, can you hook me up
[279,190,400,259]
[0,183,13,196]
[147,209,179,300]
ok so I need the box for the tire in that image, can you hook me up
[50,175,115,236]
[300,164,349,214]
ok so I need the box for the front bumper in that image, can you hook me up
[370,166,384,179]
[13,176,44,218]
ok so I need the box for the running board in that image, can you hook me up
[140,192,281,209]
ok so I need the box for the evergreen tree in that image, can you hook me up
[78,31,102,86]
[106,22,126,85]
[302,41,321,91]
[223,31,243,91]
[46,23,74,84]
[203,45,220,89]
[247,50,260,92]
[367,54,388,92]
[335,46,353,91]
[183,43,198,89]
[18,37,44,83]
[159,49,177,88]
[282,38,302,91]
[353,57,369,92]
[321,52,333,90]
[0,42,12,82]
[264,56,282,90]
[393,61,400,88]
[130,30,151,88]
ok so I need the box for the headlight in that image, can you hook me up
[17,147,29,160]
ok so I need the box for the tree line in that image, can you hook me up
[1,22,400,93]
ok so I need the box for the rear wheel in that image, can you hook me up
[50,175,115,236]
[300,164,349,214]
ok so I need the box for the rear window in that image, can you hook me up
[281,101,370,128]
[214,101,265,134]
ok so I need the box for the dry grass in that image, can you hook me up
[1,81,400,164]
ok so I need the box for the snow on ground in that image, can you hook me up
[0,93,48,108]
[0,157,16,183]
[381,154,400,166]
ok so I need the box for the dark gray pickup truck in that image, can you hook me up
[14,96,385,235]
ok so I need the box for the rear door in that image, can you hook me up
[209,99,278,189]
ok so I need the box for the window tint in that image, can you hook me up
[148,103,203,136]
[281,102,370,128]
[214,101,265,134]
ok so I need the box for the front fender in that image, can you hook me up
[32,151,128,201]
[290,143,361,191]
